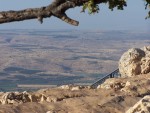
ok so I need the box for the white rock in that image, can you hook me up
[40,94,47,102]
[125,81,131,87]
[46,111,55,113]
[126,95,150,113]
[59,85,70,90]
[97,85,101,89]
[0,14,3,18]
[71,86,80,91]
[119,46,150,77]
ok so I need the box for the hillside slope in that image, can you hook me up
[0,73,149,113]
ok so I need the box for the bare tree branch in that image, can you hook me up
[1,0,150,25]
[0,0,128,26]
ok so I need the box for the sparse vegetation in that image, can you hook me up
[0,30,149,91]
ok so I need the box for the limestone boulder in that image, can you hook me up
[119,46,150,77]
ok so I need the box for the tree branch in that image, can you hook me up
[0,0,122,26]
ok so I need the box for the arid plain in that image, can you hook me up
[0,29,149,91]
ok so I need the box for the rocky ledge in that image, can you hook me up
[0,73,149,113]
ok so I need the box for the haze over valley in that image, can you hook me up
[0,29,149,91]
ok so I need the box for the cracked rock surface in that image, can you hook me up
[119,46,150,77]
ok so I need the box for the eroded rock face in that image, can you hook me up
[126,95,150,113]
[119,46,150,77]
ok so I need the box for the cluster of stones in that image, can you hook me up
[0,91,46,105]
[98,75,150,95]
[0,85,88,105]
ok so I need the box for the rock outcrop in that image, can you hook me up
[126,95,150,113]
[0,91,46,105]
[99,74,150,96]
[0,85,88,105]
[119,46,150,77]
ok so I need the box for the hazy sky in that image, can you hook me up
[0,0,149,31]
